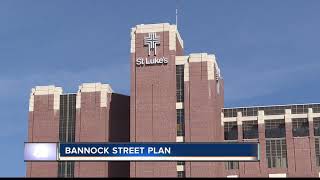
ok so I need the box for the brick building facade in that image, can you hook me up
[26,22,319,178]
[223,104,320,178]
[26,83,130,177]
[130,23,224,177]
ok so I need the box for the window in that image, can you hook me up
[177,109,185,136]
[225,161,239,170]
[292,118,309,137]
[266,139,287,168]
[59,94,76,142]
[176,65,184,103]
[177,171,185,178]
[291,105,309,114]
[58,161,74,177]
[224,122,238,140]
[312,104,320,113]
[177,161,185,166]
[263,106,286,116]
[224,109,237,118]
[243,121,259,139]
[314,118,320,136]
[240,108,258,117]
[315,138,320,166]
[265,119,285,138]
[58,94,76,177]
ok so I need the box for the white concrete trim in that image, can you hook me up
[290,114,308,119]
[29,85,63,111]
[176,165,184,172]
[187,53,221,80]
[135,23,171,33]
[240,116,258,121]
[207,60,215,80]
[264,115,285,120]
[130,27,136,53]
[176,29,184,49]
[222,112,320,125]
[224,103,320,110]
[258,110,264,124]
[175,56,188,65]
[221,112,225,126]
[268,173,286,178]
[176,136,184,142]
[184,62,189,82]
[227,175,238,178]
[308,108,314,122]
[237,111,242,126]
[222,108,320,125]
[223,117,237,122]
[313,113,320,118]
[77,83,113,108]
[130,23,183,53]
[29,88,35,112]
[176,102,184,110]
[76,91,81,109]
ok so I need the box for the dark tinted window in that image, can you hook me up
[177,109,185,136]
[176,65,184,103]
[314,118,320,136]
[224,122,238,140]
[266,139,287,168]
[292,118,309,137]
[265,119,285,138]
[225,161,239,170]
[243,121,258,139]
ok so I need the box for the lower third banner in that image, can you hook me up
[24,142,259,161]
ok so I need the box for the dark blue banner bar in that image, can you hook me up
[58,143,259,161]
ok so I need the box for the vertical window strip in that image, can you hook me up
[176,65,184,103]
[58,94,76,177]
[266,139,287,168]
[224,122,238,140]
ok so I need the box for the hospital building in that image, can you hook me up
[26,23,320,177]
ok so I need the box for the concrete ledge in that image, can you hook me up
[77,82,113,108]
[176,136,184,142]
[176,102,184,110]
[130,23,183,53]
[29,85,63,111]
[176,165,184,172]
[269,173,286,178]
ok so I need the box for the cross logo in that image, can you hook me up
[144,32,160,56]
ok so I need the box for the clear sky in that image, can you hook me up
[0,0,319,177]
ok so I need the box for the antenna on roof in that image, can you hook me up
[175,0,179,28]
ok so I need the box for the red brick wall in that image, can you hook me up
[74,92,130,177]
[108,93,130,178]
[74,92,109,177]
[184,61,224,177]
[224,121,319,178]
[130,30,180,177]
[26,94,59,177]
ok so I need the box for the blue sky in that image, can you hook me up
[0,0,320,177]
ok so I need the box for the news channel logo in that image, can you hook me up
[24,143,57,161]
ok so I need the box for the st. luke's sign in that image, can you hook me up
[136,32,168,66]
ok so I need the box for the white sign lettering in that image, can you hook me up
[136,57,168,66]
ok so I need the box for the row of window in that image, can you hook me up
[176,65,186,178]
[224,118,320,140]
[227,137,320,170]
[226,138,288,170]
[58,94,76,178]
[176,65,184,103]
[223,104,320,117]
